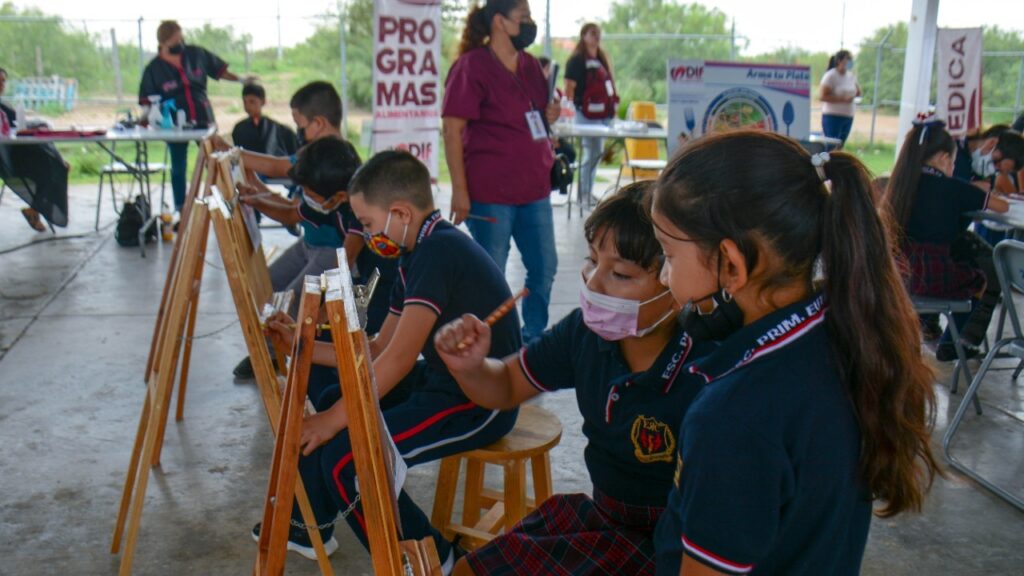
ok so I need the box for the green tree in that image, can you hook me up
[0,3,110,92]
[599,0,734,105]
[857,24,1024,121]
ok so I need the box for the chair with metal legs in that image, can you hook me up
[912,296,983,415]
[943,239,1024,511]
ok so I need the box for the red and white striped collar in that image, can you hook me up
[688,294,827,384]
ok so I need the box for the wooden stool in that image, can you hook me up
[430,404,562,550]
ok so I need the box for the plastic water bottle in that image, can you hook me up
[147,96,162,129]
[176,109,186,130]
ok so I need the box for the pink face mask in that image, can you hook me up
[579,278,674,341]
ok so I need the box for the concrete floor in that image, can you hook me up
[0,177,1022,575]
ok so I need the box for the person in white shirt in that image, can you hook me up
[819,49,860,149]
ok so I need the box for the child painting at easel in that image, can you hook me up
[258,150,521,571]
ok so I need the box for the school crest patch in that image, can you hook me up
[630,415,676,463]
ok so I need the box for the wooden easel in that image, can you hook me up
[112,149,332,574]
[206,165,336,574]
[255,256,441,576]
[112,139,214,568]
[110,198,210,575]
[143,141,212,426]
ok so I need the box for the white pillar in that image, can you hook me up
[896,0,940,154]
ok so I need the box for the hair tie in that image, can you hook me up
[811,151,830,182]
[912,112,944,146]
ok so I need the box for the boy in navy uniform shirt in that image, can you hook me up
[435,183,714,576]
[262,150,520,569]
[231,83,299,158]
[653,131,939,575]
[229,82,397,379]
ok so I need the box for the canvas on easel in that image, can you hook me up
[255,252,439,575]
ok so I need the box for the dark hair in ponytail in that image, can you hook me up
[653,131,939,517]
[828,49,853,70]
[458,0,523,56]
[884,120,955,231]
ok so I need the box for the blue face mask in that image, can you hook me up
[846,59,855,72]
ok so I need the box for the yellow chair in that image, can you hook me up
[625,101,663,180]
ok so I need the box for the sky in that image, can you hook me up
[15,0,1020,56]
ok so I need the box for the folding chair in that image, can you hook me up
[94,143,168,231]
[911,296,982,415]
[942,239,1024,511]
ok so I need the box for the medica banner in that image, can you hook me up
[936,28,983,138]
[372,0,442,178]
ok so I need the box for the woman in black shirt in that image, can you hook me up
[139,20,241,213]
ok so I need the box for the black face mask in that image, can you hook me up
[168,42,185,55]
[296,126,307,147]
[680,288,745,342]
[511,21,538,51]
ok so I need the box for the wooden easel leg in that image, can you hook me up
[144,147,207,382]
[111,391,152,553]
[152,210,210,465]
[118,378,170,576]
[174,222,210,423]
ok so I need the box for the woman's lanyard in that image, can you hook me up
[921,165,945,178]
[489,48,538,111]
[489,48,550,140]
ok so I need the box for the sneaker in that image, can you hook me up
[233,356,255,380]
[935,342,980,362]
[251,522,338,560]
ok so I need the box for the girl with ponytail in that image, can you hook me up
[884,116,1009,362]
[650,131,939,575]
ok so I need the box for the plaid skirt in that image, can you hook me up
[902,240,985,300]
[464,490,664,576]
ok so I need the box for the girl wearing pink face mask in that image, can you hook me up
[435,181,715,576]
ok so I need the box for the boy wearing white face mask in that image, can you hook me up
[434,182,715,576]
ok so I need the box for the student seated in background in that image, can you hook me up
[434,182,714,576]
[884,116,1009,361]
[259,150,521,570]
[231,83,299,158]
[215,81,395,380]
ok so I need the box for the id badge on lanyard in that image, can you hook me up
[525,110,547,140]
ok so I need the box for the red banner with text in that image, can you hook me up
[372,0,442,179]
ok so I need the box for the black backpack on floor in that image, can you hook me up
[115,194,157,247]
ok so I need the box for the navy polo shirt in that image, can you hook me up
[520,309,712,508]
[906,171,989,245]
[390,211,522,386]
[654,294,871,576]
[139,45,227,127]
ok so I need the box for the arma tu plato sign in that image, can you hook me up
[372,0,442,179]
[667,60,811,155]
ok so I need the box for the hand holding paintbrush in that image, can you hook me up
[434,289,528,373]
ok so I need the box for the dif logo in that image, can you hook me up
[395,141,434,163]
[671,65,703,82]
